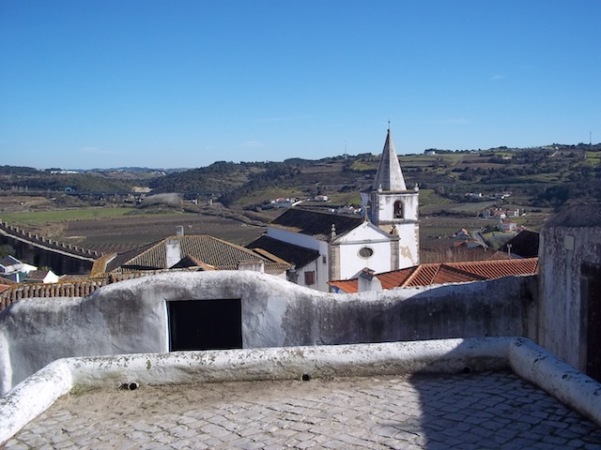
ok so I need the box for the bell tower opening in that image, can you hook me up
[394,201,403,219]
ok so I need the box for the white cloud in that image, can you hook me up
[491,74,506,81]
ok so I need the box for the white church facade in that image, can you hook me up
[247,129,419,292]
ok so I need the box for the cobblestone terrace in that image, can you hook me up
[6,371,601,449]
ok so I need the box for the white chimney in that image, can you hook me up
[358,268,382,293]
[237,260,265,273]
[166,239,182,268]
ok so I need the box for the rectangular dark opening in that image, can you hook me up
[581,263,601,382]
[168,299,242,351]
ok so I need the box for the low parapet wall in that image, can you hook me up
[1,337,600,445]
[0,271,538,393]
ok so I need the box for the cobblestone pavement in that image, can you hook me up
[6,371,601,449]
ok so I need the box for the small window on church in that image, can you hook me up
[304,271,316,286]
[358,247,374,258]
[394,201,403,218]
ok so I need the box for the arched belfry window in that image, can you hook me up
[394,200,403,219]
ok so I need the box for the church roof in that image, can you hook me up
[372,128,407,191]
[269,208,363,240]
[499,230,540,258]
[247,235,320,269]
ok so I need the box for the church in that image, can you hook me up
[247,129,420,292]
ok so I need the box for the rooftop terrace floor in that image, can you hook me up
[6,370,601,449]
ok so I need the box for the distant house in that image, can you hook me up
[499,221,517,232]
[92,234,290,278]
[0,256,37,283]
[25,269,60,284]
[270,198,299,209]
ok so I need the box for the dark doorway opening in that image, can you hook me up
[581,263,601,382]
[168,299,242,351]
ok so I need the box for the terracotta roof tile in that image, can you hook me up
[427,265,487,285]
[329,279,359,293]
[0,279,108,311]
[102,235,290,273]
[376,268,415,290]
[329,258,539,293]
[0,269,213,311]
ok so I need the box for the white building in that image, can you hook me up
[248,129,419,291]
[0,256,37,283]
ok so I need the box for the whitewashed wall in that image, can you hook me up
[0,271,537,395]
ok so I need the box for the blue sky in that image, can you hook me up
[1,1,600,169]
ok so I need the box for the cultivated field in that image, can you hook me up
[1,201,268,254]
[0,190,550,258]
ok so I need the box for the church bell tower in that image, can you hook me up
[360,128,420,268]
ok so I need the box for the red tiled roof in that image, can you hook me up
[376,268,414,290]
[329,258,539,293]
[448,259,539,279]
[0,280,109,311]
[0,269,206,311]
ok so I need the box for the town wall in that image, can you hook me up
[0,271,537,394]
[0,221,96,275]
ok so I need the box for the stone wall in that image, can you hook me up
[539,209,601,373]
[0,221,96,275]
[0,271,537,394]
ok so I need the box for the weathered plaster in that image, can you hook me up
[539,222,601,370]
[0,271,537,393]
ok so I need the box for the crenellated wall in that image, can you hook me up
[0,221,97,275]
[0,271,538,394]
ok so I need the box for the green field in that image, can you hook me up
[0,207,136,226]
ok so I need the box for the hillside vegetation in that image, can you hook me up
[2,144,600,215]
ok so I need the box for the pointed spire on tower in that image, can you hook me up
[372,128,406,191]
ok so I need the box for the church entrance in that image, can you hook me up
[167,299,242,351]
[581,263,601,381]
